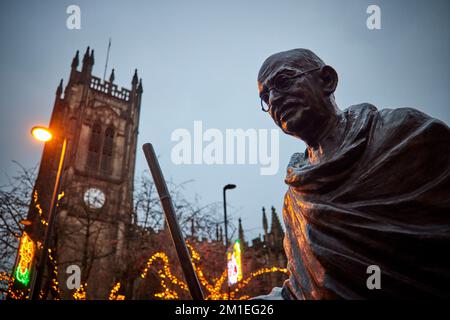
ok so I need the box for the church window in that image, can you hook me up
[87,122,102,170]
[100,126,114,173]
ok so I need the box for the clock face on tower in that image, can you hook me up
[83,188,106,209]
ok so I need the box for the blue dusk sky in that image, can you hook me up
[0,0,449,241]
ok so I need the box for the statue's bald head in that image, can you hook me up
[257,48,341,146]
[258,48,326,83]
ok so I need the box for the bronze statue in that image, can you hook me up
[257,48,450,299]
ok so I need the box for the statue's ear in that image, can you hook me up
[320,65,338,95]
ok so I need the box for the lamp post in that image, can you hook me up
[29,126,67,300]
[223,183,236,299]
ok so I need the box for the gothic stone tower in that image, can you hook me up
[26,47,142,299]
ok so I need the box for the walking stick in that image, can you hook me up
[142,143,204,300]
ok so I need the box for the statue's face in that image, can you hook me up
[258,63,335,141]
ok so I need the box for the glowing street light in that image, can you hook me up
[31,126,53,142]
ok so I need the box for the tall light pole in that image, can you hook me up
[29,126,67,300]
[223,183,236,299]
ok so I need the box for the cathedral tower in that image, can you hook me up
[22,47,142,299]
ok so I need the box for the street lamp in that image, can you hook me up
[31,126,53,142]
[223,183,236,299]
[29,126,67,300]
[223,184,236,248]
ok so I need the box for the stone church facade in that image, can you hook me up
[237,206,288,297]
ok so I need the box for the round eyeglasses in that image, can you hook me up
[259,67,321,112]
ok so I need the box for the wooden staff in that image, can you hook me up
[142,143,204,300]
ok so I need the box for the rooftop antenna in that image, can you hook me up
[103,37,111,81]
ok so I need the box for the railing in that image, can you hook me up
[89,76,130,101]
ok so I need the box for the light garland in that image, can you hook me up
[108,282,124,300]
[33,190,64,225]
[4,239,287,300]
[0,271,10,283]
[6,287,28,300]
[139,242,288,300]
[140,251,188,299]
[48,248,61,299]
[3,271,27,299]
[73,283,87,300]
[33,190,48,226]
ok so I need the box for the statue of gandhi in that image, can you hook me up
[256,48,450,299]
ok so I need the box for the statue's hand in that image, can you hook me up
[250,287,284,300]
[287,152,306,173]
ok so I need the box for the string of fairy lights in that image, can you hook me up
[48,248,61,299]
[108,282,125,300]
[140,251,188,299]
[137,242,288,300]
[0,272,10,283]
[32,189,64,226]
[6,191,287,300]
[33,190,48,226]
[5,239,287,300]
[73,283,87,300]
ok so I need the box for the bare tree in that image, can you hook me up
[133,170,224,240]
[0,163,37,297]
[0,163,36,270]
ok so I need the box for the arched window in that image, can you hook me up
[100,126,114,173]
[87,122,102,170]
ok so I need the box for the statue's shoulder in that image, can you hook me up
[345,103,378,113]
[380,106,430,121]
[345,104,449,132]
[377,106,449,133]
[342,103,379,125]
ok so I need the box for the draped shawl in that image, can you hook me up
[281,104,450,299]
